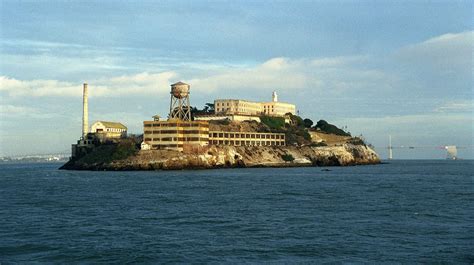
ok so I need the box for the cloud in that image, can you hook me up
[434,100,474,113]
[0,104,59,119]
[0,71,177,98]
[0,104,36,115]
[188,56,390,95]
[1,55,391,99]
[395,31,473,74]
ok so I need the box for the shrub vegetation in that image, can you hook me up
[260,116,286,130]
[281,154,295,162]
[314,120,351,136]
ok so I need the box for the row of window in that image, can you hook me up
[145,137,208,142]
[144,123,208,128]
[105,128,125,132]
[144,130,207,134]
[210,132,285,140]
[210,140,284,146]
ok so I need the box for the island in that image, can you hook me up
[60,82,380,171]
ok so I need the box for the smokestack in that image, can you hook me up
[82,83,89,138]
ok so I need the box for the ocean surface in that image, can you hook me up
[0,160,473,263]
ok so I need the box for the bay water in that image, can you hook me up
[1,160,472,263]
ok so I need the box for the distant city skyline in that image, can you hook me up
[0,0,473,159]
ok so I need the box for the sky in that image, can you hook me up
[0,0,473,159]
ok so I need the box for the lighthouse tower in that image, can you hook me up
[272,91,278,102]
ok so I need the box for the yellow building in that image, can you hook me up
[214,99,262,115]
[262,101,296,116]
[214,91,296,117]
[142,119,287,151]
[91,121,127,138]
[143,120,209,150]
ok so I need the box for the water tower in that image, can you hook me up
[169,81,191,121]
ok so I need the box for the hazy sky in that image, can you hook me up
[1,0,473,159]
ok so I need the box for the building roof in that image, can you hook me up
[171,81,188,86]
[95,121,127,130]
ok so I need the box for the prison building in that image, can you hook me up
[214,99,263,116]
[143,120,209,150]
[261,101,296,116]
[209,131,286,147]
[214,92,296,117]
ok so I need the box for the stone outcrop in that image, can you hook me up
[60,144,380,171]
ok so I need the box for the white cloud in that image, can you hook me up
[1,56,390,99]
[0,104,60,119]
[434,100,474,113]
[395,31,473,74]
[0,104,36,115]
[0,76,80,97]
[0,71,177,98]
[188,56,389,95]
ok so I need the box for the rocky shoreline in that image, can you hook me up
[60,144,380,171]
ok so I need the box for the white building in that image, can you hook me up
[214,91,296,117]
[91,121,127,138]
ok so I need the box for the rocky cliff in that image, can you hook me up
[60,144,380,171]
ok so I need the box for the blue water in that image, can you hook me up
[0,160,473,263]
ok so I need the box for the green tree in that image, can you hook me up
[314,120,350,136]
[205,103,215,112]
[281,154,295,162]
[303,118,313,128]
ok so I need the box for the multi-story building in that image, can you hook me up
[143,120,209,151]
[214,91,296,117]
[209,131,286,146]
[215,99,263,116]
[262,101,296,116]
[142,119,287,151]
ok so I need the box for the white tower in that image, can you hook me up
[82,83,89,138]
[388,135,393,160]
[272,91,278,102]
[169,81,191,121]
